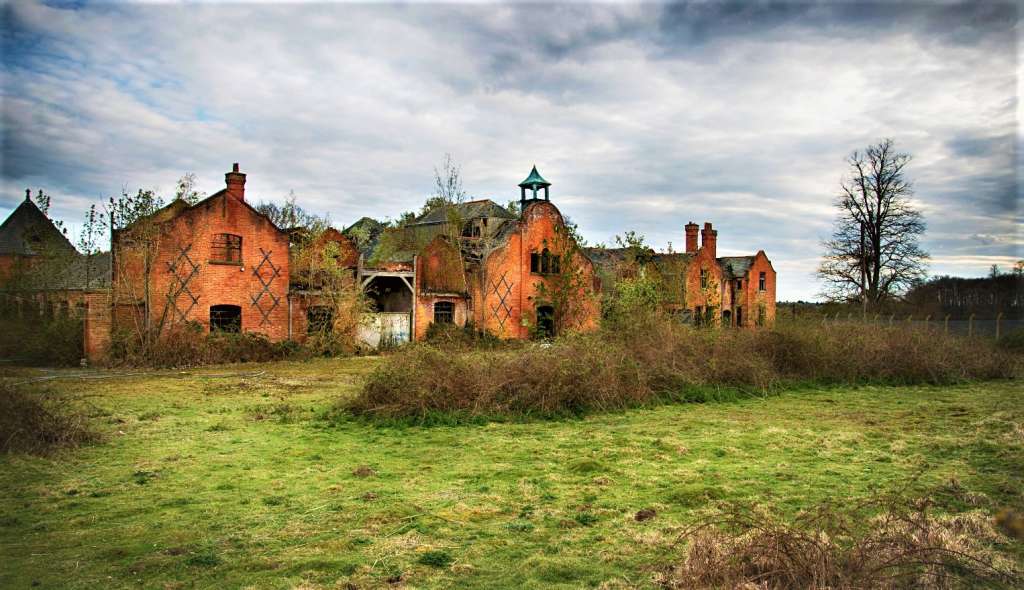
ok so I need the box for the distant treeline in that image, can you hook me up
[905,272,1022,319]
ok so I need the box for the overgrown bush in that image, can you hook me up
[0,383,99,454]
[343,317,1019,421]
[0,315,83,366]
[108,322,300,368]
[998,328,1024,354]
[660,496,1021,589]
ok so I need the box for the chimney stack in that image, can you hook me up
[700,222,717,258]
[685,221,699,253]
[225,163,246,201]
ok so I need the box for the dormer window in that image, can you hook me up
[211,233,242,264]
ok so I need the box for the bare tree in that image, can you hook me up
[818,139,928,307]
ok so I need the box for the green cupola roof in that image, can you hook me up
[518,165,550,188]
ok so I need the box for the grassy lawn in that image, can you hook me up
[1,357,1022,589]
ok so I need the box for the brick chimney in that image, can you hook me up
[685,222,699,253]
[701,222,717,258]
[225,163,246,201]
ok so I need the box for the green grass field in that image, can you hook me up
[1,357,1022,589]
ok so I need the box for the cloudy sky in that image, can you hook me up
[1,1,1019,300]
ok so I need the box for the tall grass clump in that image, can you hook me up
[0,383,99,454]
[661,495,1021,589]
[344,315,1018,422]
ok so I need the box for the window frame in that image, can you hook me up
[210,233,243,265]
[433,301,454,324]
[209,304,242,333]
[758,271,766,291]
[700,268,708,289]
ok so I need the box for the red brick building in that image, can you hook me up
[112,164,290,340]
[586,221,777,326]
[2,163,777,362]
[353,167,600,343]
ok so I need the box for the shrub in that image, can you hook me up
[0,383,99,454]
[0,315,83,366]
[660,496,1021,589]
[343,319,1019,422]
[107,322,300,367]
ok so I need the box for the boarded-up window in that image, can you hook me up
[433,301,454,324]
[210,304,241,332]
[211,233,242,263]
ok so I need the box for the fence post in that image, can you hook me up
[944,314,950,334]
[907,314,913,324]
[873,313,880,324]
[889,314,894,326]
[924,314,930,329]
[969,313,975,337]
[996,312,1003,340]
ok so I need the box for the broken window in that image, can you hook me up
[433,301,454,324]
[536,305,555,338]
[532,249,560,275]
[211,233,242,264]
[210,304,241,332]
[759,272,766,291]
[307,306,333,334]
[700,269,708,288]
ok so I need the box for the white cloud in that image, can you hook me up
[1,1,1018,300]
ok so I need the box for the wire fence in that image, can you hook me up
[812,312,1022,339]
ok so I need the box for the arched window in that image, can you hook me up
[210,304,241,332]
[433,301,454,324]
[211,233,242,264]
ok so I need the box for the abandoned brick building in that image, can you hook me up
[586,221,777,327]
[0,190,111,359]
[1,163,776,361]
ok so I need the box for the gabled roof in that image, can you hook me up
[0,195,75,256]
[408,199,515,226]
[718,255,756,279]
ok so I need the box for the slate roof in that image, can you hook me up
[408,199,515,226]
[718,256,756,279]
[342,216,387,257]
[0,196,75,256]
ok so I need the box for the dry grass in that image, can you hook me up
[345,320,1019,421]
[0,383,99,455]
[661,495,1021,590]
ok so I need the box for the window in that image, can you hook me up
[700,269,708,288]
[532,249,560,275]
[307,306,333,334]
[210,304,241,332]
[736,306,743,327]
[736,279,742,289]
[211,233,242,264]
[433,301,454,324]
[759,272,766,291]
